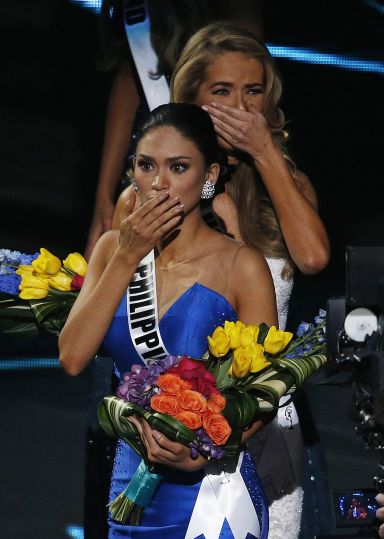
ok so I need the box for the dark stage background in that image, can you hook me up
[0,1,383,538]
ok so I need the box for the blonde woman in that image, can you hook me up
[170,22,330,539]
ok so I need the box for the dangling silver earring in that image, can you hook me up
[201,179,215,199]
[131,179,139,192]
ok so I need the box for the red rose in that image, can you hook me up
[167,357,218,397]
[194,377,218,398]
[71,274,84,290]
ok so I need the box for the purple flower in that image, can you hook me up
[285,345,304,358]
[296,322,310,338]
[117,355,182,408]
[189,428,225,460]
[0,273,21,295]
[0,249,39,294]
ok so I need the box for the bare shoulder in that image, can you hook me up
[295,170,318,208]
[229,244,277,326]
[112,185,134,229]
[212,234,271,279]
[233,244,272,279]
[212,192,233,213]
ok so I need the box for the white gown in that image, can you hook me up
[247,257,305,539]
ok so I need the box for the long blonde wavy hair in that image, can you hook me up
[170,22,297,277]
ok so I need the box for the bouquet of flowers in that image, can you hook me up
[98,311,327,524]
[0,247,87,336]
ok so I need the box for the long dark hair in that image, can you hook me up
[136,103,221,167]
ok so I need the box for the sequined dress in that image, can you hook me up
[248,258,304,539]
[103,282,269,539]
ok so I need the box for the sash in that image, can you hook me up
[127,250,169,364]
[185,452,261,539]
[123,0,170,111]
[277,395,299,429]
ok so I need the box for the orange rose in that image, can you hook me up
[207,393,226,413]
[151,394,181,416]
[203,412,231,445]
[157,373,191,395]
[178,389,208,414]
[175,411,202,430]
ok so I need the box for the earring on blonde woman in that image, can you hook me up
[201,180,215,199]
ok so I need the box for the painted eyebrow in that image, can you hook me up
[137,153,192,161]
[208,81,264,89]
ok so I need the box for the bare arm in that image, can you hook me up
[204,102,330,275]
[60,190,182,375]
[232,246,277,327]
[111,185,134,230]
[84,63,141,260]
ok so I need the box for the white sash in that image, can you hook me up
[277,395,299,429]
[127,250,169,364]
[123,0,170,111]
[185,452,261,539]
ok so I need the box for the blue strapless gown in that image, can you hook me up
[103,283,269,539]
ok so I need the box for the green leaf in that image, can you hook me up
[207,353,235,389]
[257,323,270,344]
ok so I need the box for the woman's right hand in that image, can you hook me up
[118,189,184,261]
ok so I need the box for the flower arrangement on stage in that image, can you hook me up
[0,247,87,336]
[98,311,327,524]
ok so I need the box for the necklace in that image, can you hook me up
[158,259,190,271]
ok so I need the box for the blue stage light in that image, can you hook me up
[70,0,102,13]
[363,0,384,15]
[0,358,61,370]
[67,1,384,76]
[266,44,384,75]
[66,525,84,539]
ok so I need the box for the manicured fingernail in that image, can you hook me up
[202,105,209,111]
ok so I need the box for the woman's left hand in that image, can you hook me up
[202,102,273,160]
[129,417,207,472]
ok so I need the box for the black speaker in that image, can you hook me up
[346,246,384,312]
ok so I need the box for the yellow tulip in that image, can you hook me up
[19,274,49,299]
[208,326,231,357]
[15,265,34,276]
[230,346,252,378]
[33,273,56,283]
[247,343,271,373]
[63,252,88,277]
[49,271,73,292]
[263,326,293,355]
[240,324,260,348]
[224,320,244,349]
[32,248,62,275]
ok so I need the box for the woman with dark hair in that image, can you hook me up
[60,103,276,538]
[84,0,216,259]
